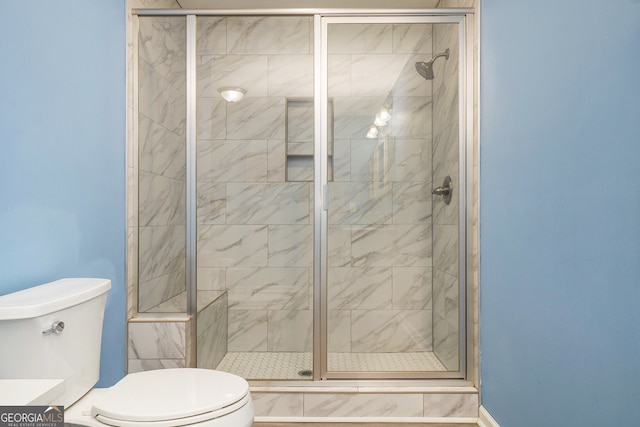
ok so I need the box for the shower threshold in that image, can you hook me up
[216,351,446,380]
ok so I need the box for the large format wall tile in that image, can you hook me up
[328,267,392,310]
[268,225,313,267]
[328,23,393,55]
[394,223,432,267]
[433,224,458,277]
[196,97,226,140]
[328,309,351,352]
[267,309,313,352]
[138,60,186,137]
[139,16,186,90]
[304,393,423,417]
[350,225,396,267]
[333,96,385,140]
[197,225,268,267]
[328,182,393,225]
[392,23,433,54]
[138,269,186,312]
[138,115,185,180]
[227,17,312,55]
[139,225,185,280]
[393,267,432,310]
[433,122,459,181]
[138,171,185,227]
[226,183,310,225]
[268,55,313,98]
[196,182,226,225]
[328,225,352,267]
[252,393,304,417]
[128,321,186,359]
[226,267,309,310]
[228,310,268,352]
[392,53,433,98]
[423,393,478,417]
[390,96,433,139]
[351,54,410,97]
[394,138,432,182]
[196,17,226,54]
[197,54,269,99]
[226,98,286,140]
[197,293,227,369]
[351,309,432,352]
[393,182,432,224]
[349,138,394,182]
[197,140,268,183]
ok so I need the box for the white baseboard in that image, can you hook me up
[478,406,500,427]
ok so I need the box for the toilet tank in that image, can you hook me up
[0,278,111,407]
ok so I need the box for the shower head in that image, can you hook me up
[415,61,435,80]
[415,48,450,80]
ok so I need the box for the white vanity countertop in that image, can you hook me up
[0,379,65,405]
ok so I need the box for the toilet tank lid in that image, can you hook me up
[0,278,111,320]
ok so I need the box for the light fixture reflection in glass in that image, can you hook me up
[379,106,391,123]
[366,125,379,139]
[374,107,392,127]
[218,87,246,102]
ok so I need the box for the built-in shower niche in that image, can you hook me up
[285,98,334,182]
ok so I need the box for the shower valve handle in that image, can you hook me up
[432,176,453,205]
[432,185,451,196]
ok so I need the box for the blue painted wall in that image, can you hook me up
[0,1,126,386]
[481,0,640,425]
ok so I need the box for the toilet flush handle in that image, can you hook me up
[42,321,65,335]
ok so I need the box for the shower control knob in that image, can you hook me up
[432,186,451,196]
[432,176,453,205]
[42,321,65,335]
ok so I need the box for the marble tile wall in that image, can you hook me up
[326,23,435,355]
[197,292,228,369]
[127,317,190,373]
[432,23,461,370]
[195,16,315,354]
[251,388,478,420]
[137,14,187,313]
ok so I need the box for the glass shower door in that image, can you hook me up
[194,16,316,380]
[323,18,464,377]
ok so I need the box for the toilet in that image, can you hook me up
[0,278,254,427]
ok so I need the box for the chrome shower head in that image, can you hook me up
[415,61,435,80]
[415,48,450,80]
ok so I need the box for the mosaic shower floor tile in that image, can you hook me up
[216,351,446,379]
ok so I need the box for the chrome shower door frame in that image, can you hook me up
[133,7,474,382]
[316,14,470,380]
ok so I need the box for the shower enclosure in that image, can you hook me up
[134,10,470,381]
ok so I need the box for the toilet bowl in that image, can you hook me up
[65,369,254,427]
[0,279,254,427]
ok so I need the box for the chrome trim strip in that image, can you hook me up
[133,8,474,16]
[318,14,330,380]
[186,15,198,321]
[131,13,140,318]
[457,14,468,380]
[313,14,324,381]
[464,11,476,385]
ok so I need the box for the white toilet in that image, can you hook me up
[0,278,254,427]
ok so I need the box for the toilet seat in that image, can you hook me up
[90,369,250,427]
